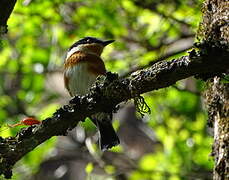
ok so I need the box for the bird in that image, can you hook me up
[63,37,120,151]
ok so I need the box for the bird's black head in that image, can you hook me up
[69,37,114,50]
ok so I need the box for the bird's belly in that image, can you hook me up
[66,63,97,95]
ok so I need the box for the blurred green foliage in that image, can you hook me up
[0,0,213,179]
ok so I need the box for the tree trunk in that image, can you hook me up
[200,0,229,179]
[205,78,229,180]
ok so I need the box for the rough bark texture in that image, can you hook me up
[199,0,229,179]
[0,0,228,179]
[198,0,229,47]
[205,78,229,180]
[0,48,228,178]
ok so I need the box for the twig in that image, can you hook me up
[122,45,192,77]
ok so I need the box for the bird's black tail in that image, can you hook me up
[96,120,120,151]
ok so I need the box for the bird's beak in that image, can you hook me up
[102,40,115,46]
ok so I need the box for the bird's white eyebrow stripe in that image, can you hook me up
[65,44,103,60]
[66,47,81,60]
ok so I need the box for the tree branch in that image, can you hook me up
[0,0,17,34]
[122,45,193,77]
[0,47,228,179]
[132,0,193,27]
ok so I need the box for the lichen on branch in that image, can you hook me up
[0,45,228,178]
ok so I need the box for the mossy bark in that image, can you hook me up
[199,0,229,179]
[205,78,229,180]
[0,49,228,178]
